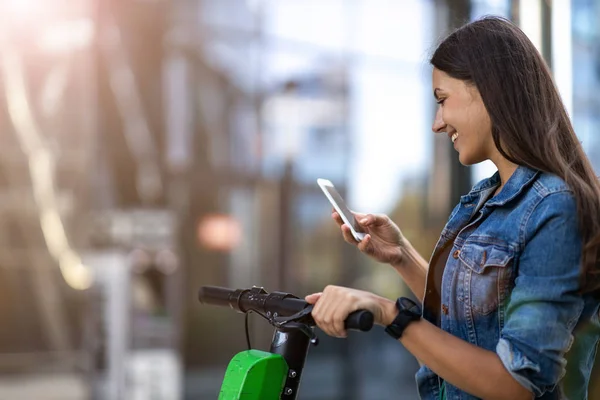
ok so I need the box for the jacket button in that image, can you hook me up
[442,304,449,315]
[452,249,460,259]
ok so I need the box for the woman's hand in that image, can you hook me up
[333,210,407,266]
[305,285,396,338]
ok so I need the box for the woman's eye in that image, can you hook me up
[436,99,446,106]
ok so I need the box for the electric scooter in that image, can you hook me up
[198,285,374,400]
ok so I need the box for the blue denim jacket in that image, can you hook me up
[417,165,600,399]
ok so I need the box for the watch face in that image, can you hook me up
[385,298,421,340]
[398,297,421,315]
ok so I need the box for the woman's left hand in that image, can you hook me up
[305,285,396,338]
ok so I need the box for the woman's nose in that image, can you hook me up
[432,107,446,133]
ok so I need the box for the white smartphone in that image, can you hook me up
[317,178,366,242]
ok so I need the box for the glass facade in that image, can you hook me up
[572,0,600,172]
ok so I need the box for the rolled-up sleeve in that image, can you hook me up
[497,192,585,397]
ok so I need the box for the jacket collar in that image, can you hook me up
[461,165,540,207]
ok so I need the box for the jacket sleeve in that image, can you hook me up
[496,191,585,396]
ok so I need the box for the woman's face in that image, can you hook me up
[431,68,496,166]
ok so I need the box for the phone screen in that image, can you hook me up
[320,183,364,233]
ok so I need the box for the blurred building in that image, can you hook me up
[0,2,96,399]
[572,0,600,172]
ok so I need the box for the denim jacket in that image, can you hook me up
[416,165,600,399]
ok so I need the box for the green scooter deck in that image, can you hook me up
[218,350,289,400]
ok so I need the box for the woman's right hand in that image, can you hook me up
[332,210,406,266]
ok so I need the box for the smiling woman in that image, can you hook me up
[431,69,499,170]
[306,16,600,400]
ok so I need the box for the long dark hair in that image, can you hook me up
[431,16,600,295]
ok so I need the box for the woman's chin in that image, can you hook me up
[459,151,488,166]
[458,152,477,166]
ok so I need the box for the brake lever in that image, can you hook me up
[271,305,319,346]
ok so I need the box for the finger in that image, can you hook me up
[305,293,322,304]
[310,289,328,322]
[312,301,333,336]
[360,213,389,228]
[356,214,371,228]
[356,234,374,255]
[332,297,351,338]
[341,225,359,245]
[314,289,339,337]
[358,214,377,228]
[331,211,344,227]
[327,291,350,338]
[352,211,367,220]
[371,213,389,227]
[312,315,333,338]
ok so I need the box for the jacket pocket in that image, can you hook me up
[458,238,515,315]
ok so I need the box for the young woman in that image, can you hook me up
[306,17,600,400]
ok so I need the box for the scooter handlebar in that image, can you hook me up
[198,285,374,332]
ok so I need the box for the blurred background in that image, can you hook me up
[0,0,598,399]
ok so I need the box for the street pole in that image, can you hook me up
[428,0,472,221]
[278,160,294,292]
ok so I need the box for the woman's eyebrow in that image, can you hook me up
[433,88,444,100]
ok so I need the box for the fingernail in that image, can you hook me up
[360,218,367,224]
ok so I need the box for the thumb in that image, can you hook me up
[305,292,323,304]
[358,213,387,227]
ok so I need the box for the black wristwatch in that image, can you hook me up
[384,297,422,340]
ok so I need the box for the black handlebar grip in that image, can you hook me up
[344,310,374,332]
[199,285,375,332]
[198,286,235,307]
